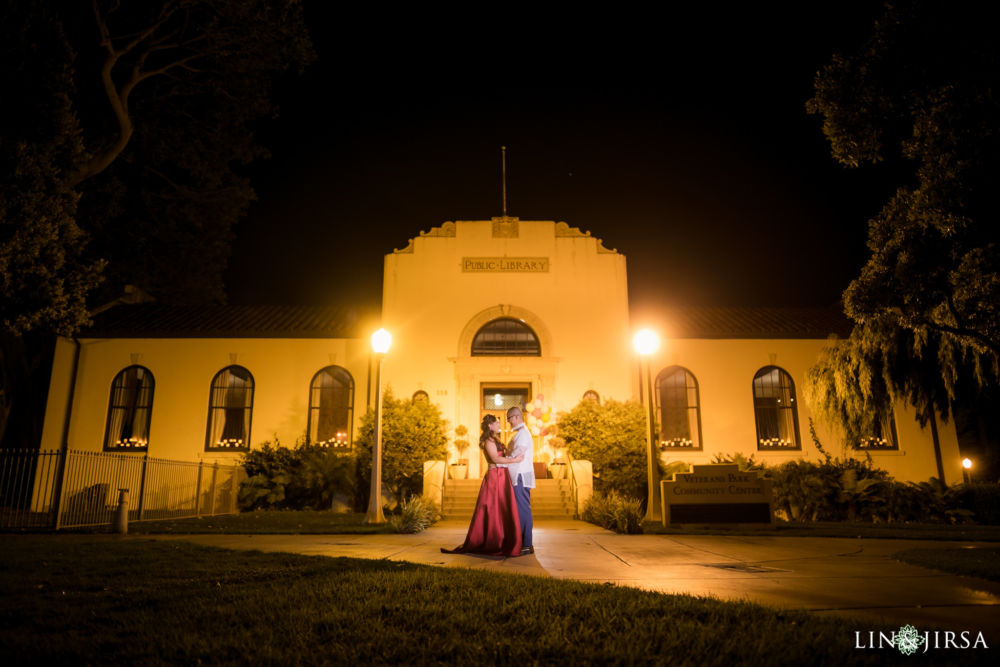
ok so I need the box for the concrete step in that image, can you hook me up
[441,477,576,519]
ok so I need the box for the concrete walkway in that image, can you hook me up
[147,519,1000,642]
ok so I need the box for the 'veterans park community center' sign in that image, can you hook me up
[660,464,774,526]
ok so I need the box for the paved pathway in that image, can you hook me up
[146,519,1000,643]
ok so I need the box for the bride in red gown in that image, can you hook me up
[441,414,523,557]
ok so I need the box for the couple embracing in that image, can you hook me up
[442,406,534,557]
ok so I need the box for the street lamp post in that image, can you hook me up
[365,328,392,524]
[633,329,660,522]
[962,457,973,484]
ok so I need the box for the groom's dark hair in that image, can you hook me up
[506,406,522,419]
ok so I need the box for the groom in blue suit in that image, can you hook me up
[506,406,535,555]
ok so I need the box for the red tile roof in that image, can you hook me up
[662,306,852,339]
[85,305,361,338]
[83,305,852,340]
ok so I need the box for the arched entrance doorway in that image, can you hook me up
[454,304,557,478]
[479,383,531,470]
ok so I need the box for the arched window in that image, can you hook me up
[206,366,254,451]
[656,367,702,449]
[307,366,354,447]
[412,390,429,405]
[103,365,154,451]
[471,318,541,356]
[582,390,600,404]
[753,366,800,449]
[857,410,899,450]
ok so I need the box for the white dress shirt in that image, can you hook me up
[506,423,535,488]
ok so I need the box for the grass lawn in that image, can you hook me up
[641,520,1000,542]
[44,510,1000,541]
[116,510,398,535]
[1,535,971,666]
[893,546,1000,582]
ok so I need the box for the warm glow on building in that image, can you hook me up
[36,217,963,502]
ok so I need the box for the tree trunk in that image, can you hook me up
[929,409,946,490]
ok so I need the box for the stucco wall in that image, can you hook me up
[37,218,963,486]
[380,219,633,476]
[40,336,371,463]
[646,338,963,484]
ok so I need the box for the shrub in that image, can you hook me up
[883,479,974,524]
[765,456,984,525]
[559,398,649,500]
[659,458,690,480]
[954,482,1000,525]
[239,439,355,511]
[582,491,644,534]
[710,452,765,472]
[388,495,441,533]
[768,457,890,522]
[355,389,449,506]
[769,460,834,521]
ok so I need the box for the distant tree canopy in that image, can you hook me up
[1,0,314,335]
[805,1,1000,439]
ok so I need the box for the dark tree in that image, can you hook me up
[0,0,313,446]
[2,0,314,326]
[807,0,1000,364]
[1,3,104,336]
[805,1,1000,480]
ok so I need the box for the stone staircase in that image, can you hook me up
[441,477,575,520]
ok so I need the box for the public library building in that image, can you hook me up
[39,218,963,491]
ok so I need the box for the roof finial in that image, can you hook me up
[501,146,508,217]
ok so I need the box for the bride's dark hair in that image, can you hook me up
[479,414,500,449]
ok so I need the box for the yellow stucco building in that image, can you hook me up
[39,218,963,491]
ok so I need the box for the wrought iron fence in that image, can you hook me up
[0,449,245,530]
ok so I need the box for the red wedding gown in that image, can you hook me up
[441,446,522,557]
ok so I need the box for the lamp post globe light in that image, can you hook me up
[365,328,391,524]
[633,329,661,523]
[962,457,973,484]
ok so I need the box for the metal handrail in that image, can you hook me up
[563,450,579,517]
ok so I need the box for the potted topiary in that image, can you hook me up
[548,435,568,479]
[449,425,470,479]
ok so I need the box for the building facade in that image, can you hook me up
[39,218,964,486]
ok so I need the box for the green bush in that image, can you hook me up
[955,482,1000,524]
[355,389,449,506]
[239,439,355,511]
[388,495,440,533]
[559,398,650,501]
[710,452,765,472]
[768,458,890,522]
[582,490,644,534]
[883,479,974,524]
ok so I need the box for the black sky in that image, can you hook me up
[225,2,895,322]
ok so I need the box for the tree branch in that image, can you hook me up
[68,1,204,188]
[914,316,1000,356]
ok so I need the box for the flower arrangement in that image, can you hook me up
[523,394,554,438]
[524,394,565,464]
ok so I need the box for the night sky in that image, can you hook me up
[225,2,895,323]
